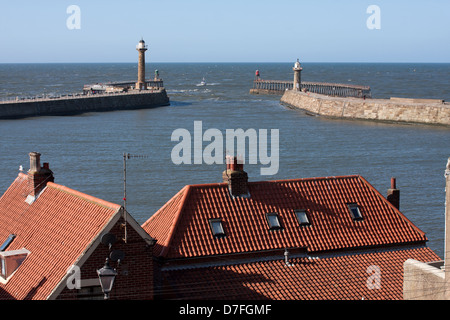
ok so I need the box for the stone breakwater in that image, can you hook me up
[280,90,450,126]
[0,89,170,120]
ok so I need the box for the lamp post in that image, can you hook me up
[97,258,117,300]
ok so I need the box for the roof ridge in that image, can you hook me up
[268,174,361,182]
[185,175,362,189]
[161,243,431,271]
[46,182,121,211]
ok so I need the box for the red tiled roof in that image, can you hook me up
[142,186,190,257]
[0,173,121,300]
[160,247,439,300]
[142,175,429,259]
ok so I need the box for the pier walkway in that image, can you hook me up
[0,80,165,104]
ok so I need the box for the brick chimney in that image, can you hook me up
[28,152,54,197]
[387,177,400,210]
[222,156,249,198]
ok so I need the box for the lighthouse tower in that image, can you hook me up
[136,39,148,90]
[293,59,302,91]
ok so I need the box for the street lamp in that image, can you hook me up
[97,258,117,300]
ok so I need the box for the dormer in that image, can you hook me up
[0,248,30,282]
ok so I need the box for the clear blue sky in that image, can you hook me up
[0,0,449,63]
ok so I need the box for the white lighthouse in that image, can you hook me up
[293,59,302,91]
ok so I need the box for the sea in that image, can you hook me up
[0,62,449,258]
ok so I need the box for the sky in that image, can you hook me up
[0,0,449,63]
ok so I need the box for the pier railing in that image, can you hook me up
[0,80,165,104]
[250,80,293,94]
[0,86,166,104]
[251,80,372,98]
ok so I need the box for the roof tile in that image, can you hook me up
[160,247,439,300]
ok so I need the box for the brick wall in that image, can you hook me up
[56,217,155,300]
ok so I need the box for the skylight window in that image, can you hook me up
[266,212,282,230]
[294,210,310,226]
[0,234,16,252]
[209,219,225,237]
[348,203,363,221]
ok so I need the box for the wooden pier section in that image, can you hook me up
[250,80,372,98]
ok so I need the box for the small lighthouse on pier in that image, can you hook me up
[136,39,148,90]
[293,59,302,91]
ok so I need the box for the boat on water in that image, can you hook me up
[197,77,206,86]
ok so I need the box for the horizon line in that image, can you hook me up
[1,61,450,64]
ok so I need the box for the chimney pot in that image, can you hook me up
[230,160,236,171]
[29,152,41,173]
[387,177,400,210]
[391,177,396,189]
[226,155,245,172]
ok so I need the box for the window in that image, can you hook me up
[294,210,310,226]
[0,234,16,252]
[348,203,363,221]
[209,219,225,237]
[266,212,282,230]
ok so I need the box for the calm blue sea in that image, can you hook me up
[0,62,449,258]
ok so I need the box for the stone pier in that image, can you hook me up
[281,90,450,126]
[0,89,170,120]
